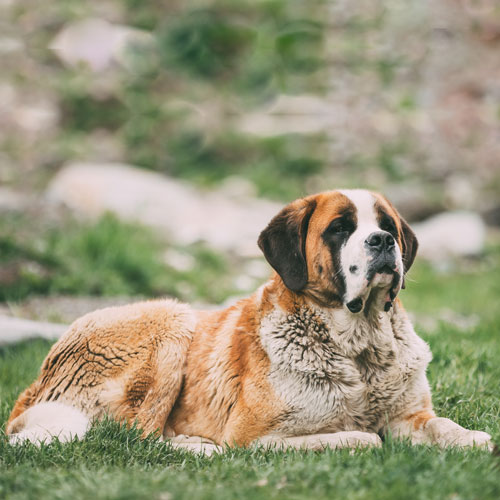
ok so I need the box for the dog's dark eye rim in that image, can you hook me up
[324,217,355,235]
[379,216,397,235]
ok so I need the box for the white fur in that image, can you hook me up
[260,297,432,437]
[260,293,494,450]
[424,418,493,450]
[339,189,379,227]
[8,402,89,446]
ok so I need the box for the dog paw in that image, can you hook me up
[171,442,223,456]
[448,430,494,451]
[8,430,50,446]
[426,418,493,451]
[168,435,223,456]
[8,433,22,445]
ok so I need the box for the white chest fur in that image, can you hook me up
[259,303,432,435]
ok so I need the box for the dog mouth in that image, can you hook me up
[346,297,364,313]
[367,257,398,280]
[375,264,394,275]
[346,288,396,314]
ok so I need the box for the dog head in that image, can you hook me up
[258,189,418,314]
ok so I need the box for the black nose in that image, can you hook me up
[365,231,395,252]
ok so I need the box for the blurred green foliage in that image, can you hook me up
[0,214,242,304]
[6,0,499,203]
[55,0,328,200]
[160,9,255,81]
[60,95,127,132]
[37,0,436,199]
[124,131,324,199]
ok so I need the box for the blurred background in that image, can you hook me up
[1,0,499,335]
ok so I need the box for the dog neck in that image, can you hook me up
[257,275,400,357]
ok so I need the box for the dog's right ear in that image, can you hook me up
[399,215,418,276]
[258,198,317,292]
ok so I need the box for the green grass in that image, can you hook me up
[0,213,243,305]
[1,250,500,499]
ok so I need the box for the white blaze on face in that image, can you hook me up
[338,189,403,307]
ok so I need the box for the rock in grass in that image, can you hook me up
[49,18,153,72]
[46,162,281,257]
[0,315,66,345]
[413,211,486,260]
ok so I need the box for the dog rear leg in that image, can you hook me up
[6,382,41,430]
[103,340,190,437]
[7,402,89,445]
[133,366,184,436]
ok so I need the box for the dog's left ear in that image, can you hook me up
[400,215,418,276]
[258,198,317,292]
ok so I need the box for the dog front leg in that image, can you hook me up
[388,410,493,450]
[254,431,382,451]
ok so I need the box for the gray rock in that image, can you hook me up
[47,163,281,257]
[0,187,28,212]
[413,211,486,260]
[0,316,66,345]
[13,296,142,325]
[49,18,153,72]
[383,183,444,221]
[238,94,334,136]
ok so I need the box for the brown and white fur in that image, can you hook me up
[6,189,493,453]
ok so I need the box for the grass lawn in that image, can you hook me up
[1,248,500,499]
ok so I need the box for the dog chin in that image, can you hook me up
[372,271,393,285]
[345,271,402,315]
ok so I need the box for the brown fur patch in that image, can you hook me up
[373,192,418,274]
[406,410,436,431]
[166,296,285,446]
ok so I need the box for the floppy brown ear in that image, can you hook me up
[258,198,317,292]
[400,216,418,275]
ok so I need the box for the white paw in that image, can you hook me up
[427,418,494,451]
[168,435,223,456]
[444,429,494,451]
[8,429,51,446]
[8,433,24,446]
[170,442,223,456]
[169,434,217,445]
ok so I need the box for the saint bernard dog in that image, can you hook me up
[6,189,493,453]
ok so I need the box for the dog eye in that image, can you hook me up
[380,217,396,234]
[328,218,352,234]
